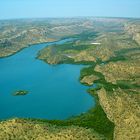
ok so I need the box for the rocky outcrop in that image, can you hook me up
[124,22,140,45]
[80,75,99,86]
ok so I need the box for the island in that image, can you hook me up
[13,90,29,96]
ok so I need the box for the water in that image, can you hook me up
[0,39,94,120]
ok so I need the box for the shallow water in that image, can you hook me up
[0,39,94,120]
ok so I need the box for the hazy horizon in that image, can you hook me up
[0,0,140,20]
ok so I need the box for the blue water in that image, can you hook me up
[0,39,94,120]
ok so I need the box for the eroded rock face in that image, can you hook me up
[124,22,140,45]
[97,88,140,140]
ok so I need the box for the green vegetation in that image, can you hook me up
[117,80,140,90]
[62,31,99,41]
[37,36,99,65]
[80,65,96,80]
[80,66,118,92]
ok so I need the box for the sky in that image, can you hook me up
[0,0,140,19]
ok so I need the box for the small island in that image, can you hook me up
[13,90,29,96]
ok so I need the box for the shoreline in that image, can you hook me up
[0,37,75,60]
[0,39,58,59]
[0,89,114,139]
[0,38,115,139]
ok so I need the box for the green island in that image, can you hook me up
[0,17,140,140]
[13,90,29,96]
